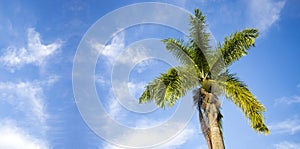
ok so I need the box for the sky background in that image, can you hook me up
[0,0,300,149]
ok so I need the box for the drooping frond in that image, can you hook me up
[139,66,199,108]
[217,71,269,134]
[219,29,259,67]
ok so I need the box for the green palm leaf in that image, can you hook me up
[162,38,206,79]
[189,9,212,76]
[220,29,259,66]
[139,66,199,108]
[217,71,269,134]
[210,29,259,77]
[139,8,269,148]
[189,9,210,54]
[162,38,193,66]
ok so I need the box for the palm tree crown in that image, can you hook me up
[139,8,269,148]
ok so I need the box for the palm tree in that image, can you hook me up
[139,9,269,149]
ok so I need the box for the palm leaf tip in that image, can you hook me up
[139,66,199,108]
[220,28,259,66]
[193,8,206,22]
[252,117,270,135]
[139,85,152,104]
[218,72,269,135]
[138,68,181,108]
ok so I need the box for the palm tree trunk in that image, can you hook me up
[198,101,212,149]
[208,107,224,149]
[200,88,225,149]
[194,88,213,149]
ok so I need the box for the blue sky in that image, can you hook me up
[0,0,300,149]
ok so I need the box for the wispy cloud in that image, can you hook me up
[95,74,108,86]
[0,76,58,148]
[106,91,125,121]
[274,141,300,149]
[275,96,300,105]
[134,59,159,73]
[98,79,194,149]
[104,81,151,120]
[274,84,300,105]
[297,83,300,89]
[91,32,149,67]
[158,126,195,149]
[269,117,300,134]
[91,32,125,65]
[116,46,148,66]
[197,144,209,149]
[111,80,157,114]
[128,81,147,98]
[102,124,195,149]
[0,28,62,71]
[248,0,286,32]
[0,120,48,149]
[0,81,48,125]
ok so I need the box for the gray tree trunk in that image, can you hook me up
[198,105,212,149]
[200,88,224,149]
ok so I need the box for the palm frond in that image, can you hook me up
[219,28,259,67]
[162,38,204,78]
[139,66,199,108]
[209,47,226,78]
[189,9,210,54]
[188,9,212,75]
[162,38,193,66]
[216,72,269,134]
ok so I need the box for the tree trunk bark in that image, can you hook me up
[198,103,212,149]
[200,88,225,149]
[209,109,224,149]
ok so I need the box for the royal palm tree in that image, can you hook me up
[139,9,269,149]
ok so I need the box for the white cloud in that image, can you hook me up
[91,32,125,64]
[135,59,158,73]
[111,80,157,114]
[0,81,47,125]
[0,28,62,70]
[127,81,147,98]
[102,124,195,149]
[275,141,300,149]
[95,74,107,86]
[274,84,300,105]
[158,127,194,149]
[0,120,48,149]
[275,96,300,105]
[101,144,122,149]
[43,75,60,86]
[91,32,149,67]
[197,144,208,149]
[0,76,58,135]
[116,46,149,66]
[107,93,124,120]
[99,80,194,149]
[269,118,300,134]
[0,78,56,149]
[249,0,286,32]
